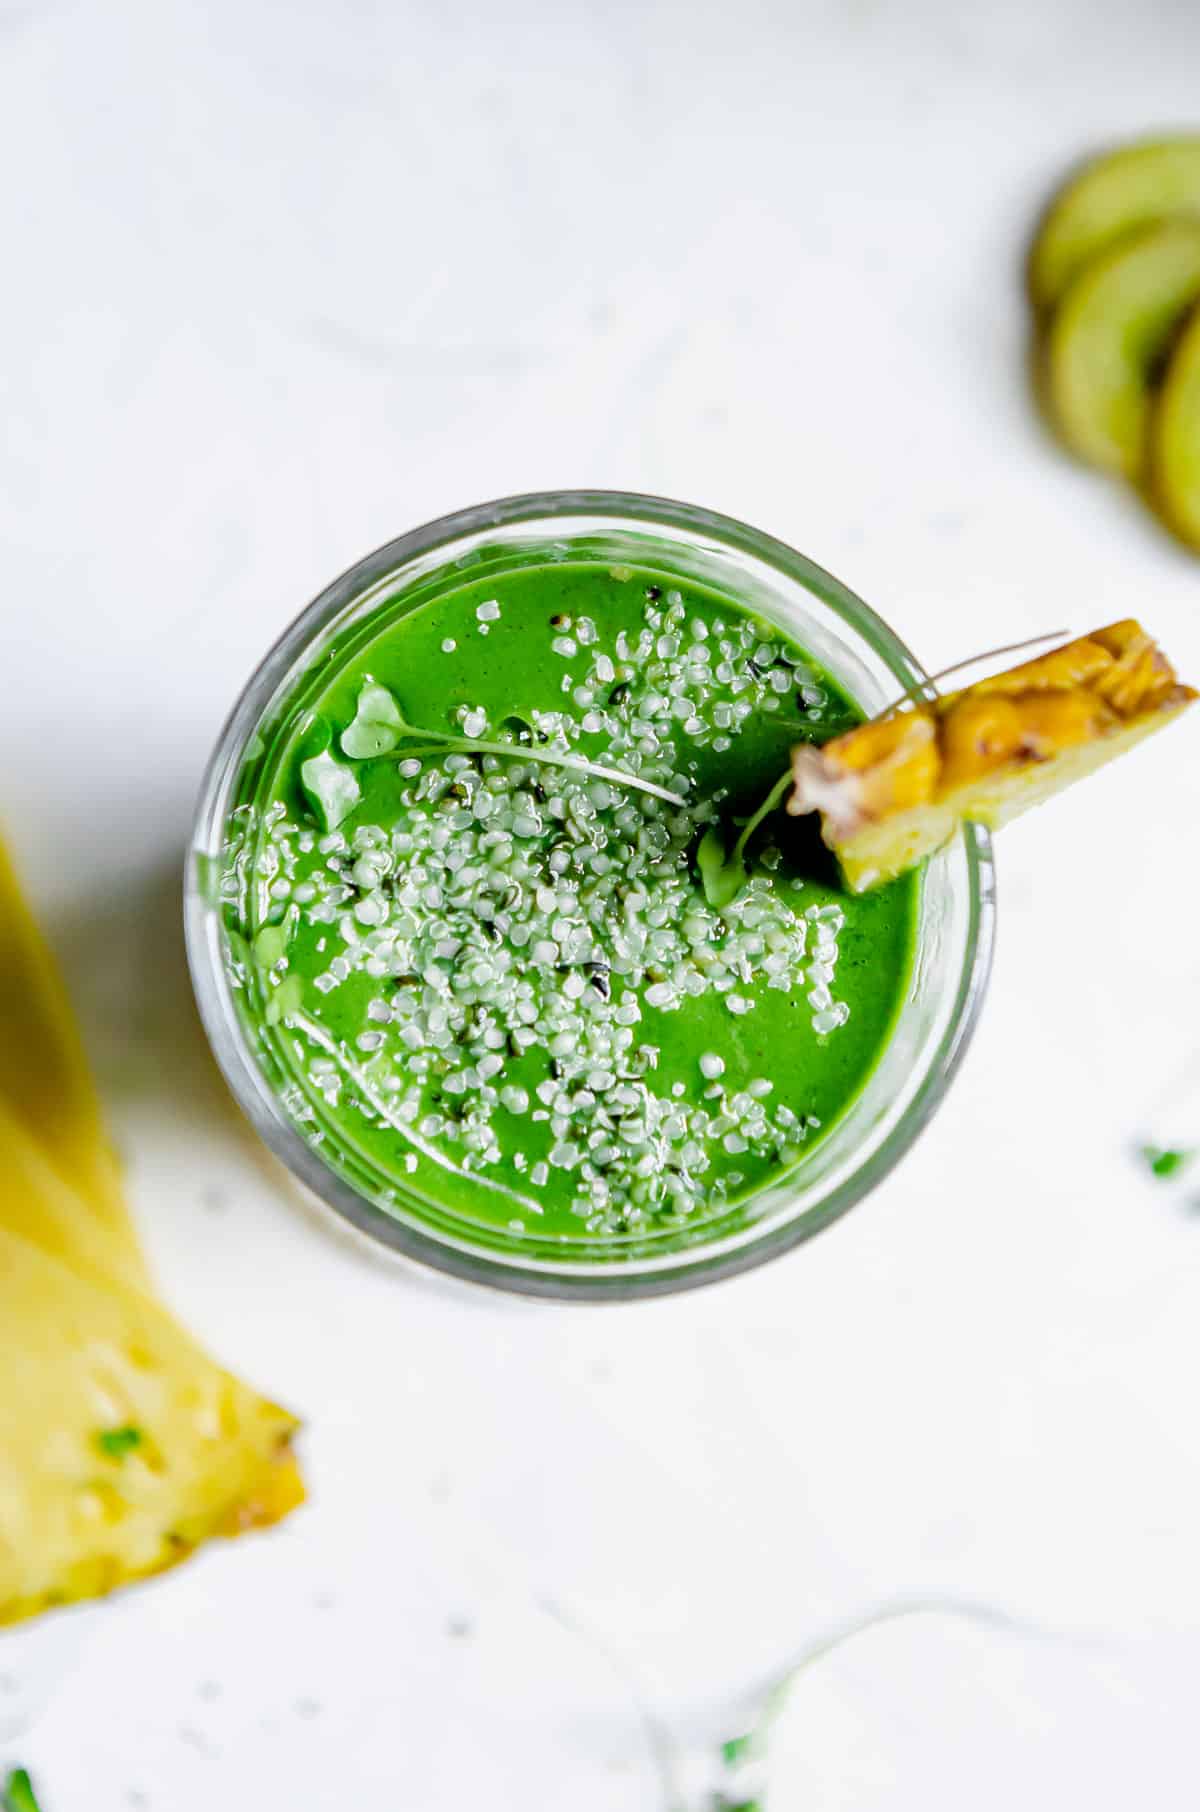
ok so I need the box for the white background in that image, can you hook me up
[3,1,1200,1805]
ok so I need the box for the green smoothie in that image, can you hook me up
[219,560,916,1249]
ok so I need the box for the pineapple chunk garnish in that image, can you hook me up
[0,1103,303,1627]
[788,621,1196,892]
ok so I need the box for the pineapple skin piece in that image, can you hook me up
[788,621,1196,893]
[0,1101,303,1628]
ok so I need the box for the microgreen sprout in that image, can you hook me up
[336,680,687,807]
[299,747,361,832]
[698,772,793,909]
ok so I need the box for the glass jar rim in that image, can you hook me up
[186,489,995,1300]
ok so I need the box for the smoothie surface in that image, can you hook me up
[221,559,916,1249]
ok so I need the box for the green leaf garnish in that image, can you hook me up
[299,747,361,832]
[296,712,333,764]
[3,1769,43,1812]
[1142,1145,1194,1180]
[96,1424,143,1461]
[265,972,304,1028]
[253,921,291,969]
[254,904,299,976]
[697,825,743,909]
[340,680,406,759]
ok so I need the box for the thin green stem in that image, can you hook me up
[729,771,793,869]
[388,730,687,806]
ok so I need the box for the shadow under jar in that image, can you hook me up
[186,492,994,1299]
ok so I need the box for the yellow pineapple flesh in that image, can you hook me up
[0,835,146,1284]
[0,1104,303,1626]
[0,836,304,1626]
[787,621,1196,892]
[0,1216,303,1627]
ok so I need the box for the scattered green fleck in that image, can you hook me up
[1142,1145,1195,1180]
[265,972,305,1028]
[254,921,291,969]
[340,680,406,758]
[96,1424,143,1461]
[299,747,361,832]
[717,1729,761,1811]
[2,1771,42,1812]
[256,908,300,996]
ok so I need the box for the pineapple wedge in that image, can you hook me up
[0,846,304,1627]
[0,1108,303,1627]
[787,621,1196,892]
[0,1218,303,1626]
[0,1096,140,1286]
[0,835,145,1284]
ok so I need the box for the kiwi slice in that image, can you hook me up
[1151,304,1200,548]
[1030,135,1200,312]
[1046,220,1200,475]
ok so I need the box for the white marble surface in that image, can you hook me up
[3,0,1200,1804]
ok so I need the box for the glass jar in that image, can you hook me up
[186,491,994,1299]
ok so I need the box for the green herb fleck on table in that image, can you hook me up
[96,1424,143,1461]
[720,1733,754,1767]
[3,1768,43,1812]
[1142,1145,1195,1180]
